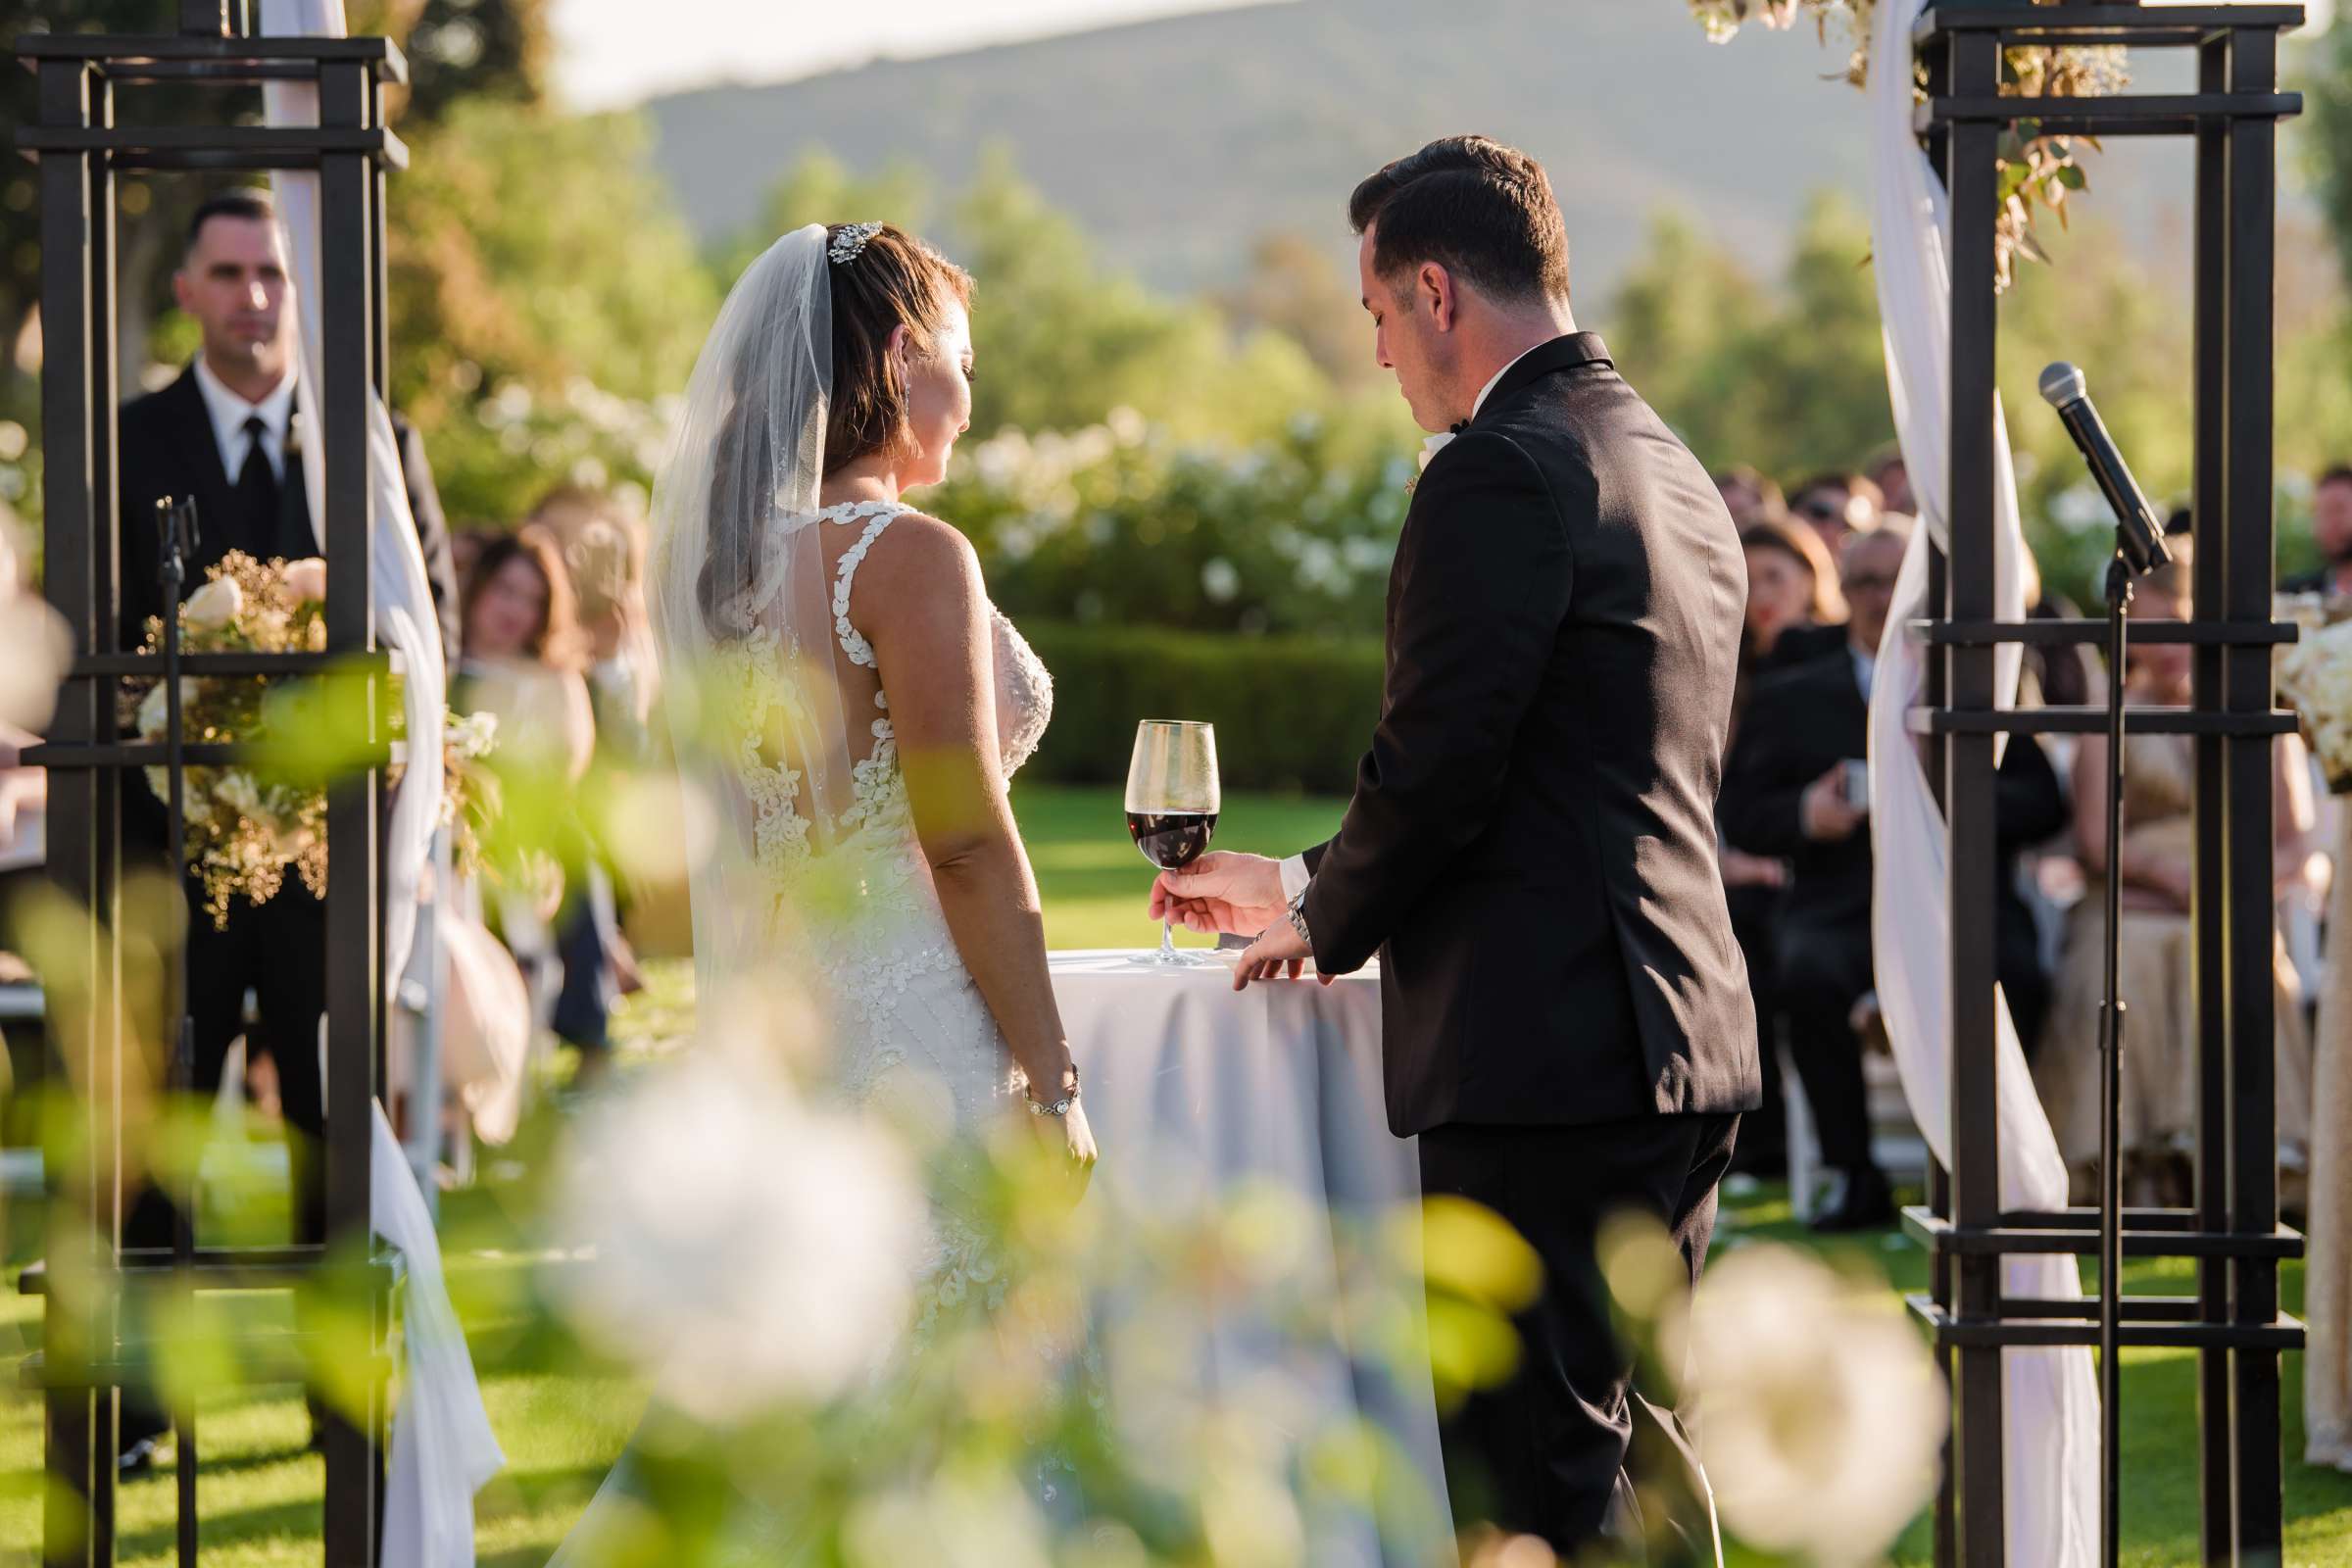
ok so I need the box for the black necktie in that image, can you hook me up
[1449,420,1467,435]
[235,412,279,549]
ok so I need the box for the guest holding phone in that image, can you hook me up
[1721,519,2066,1229]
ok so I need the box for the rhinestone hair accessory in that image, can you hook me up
[828,222,884,266]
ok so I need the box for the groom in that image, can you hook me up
[1152,136,1758,1554]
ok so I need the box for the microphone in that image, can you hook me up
[2039,362,2171,576]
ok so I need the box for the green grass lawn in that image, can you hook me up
[6,782,2352,1565]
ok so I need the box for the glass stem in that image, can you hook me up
[1160,918,1177,961]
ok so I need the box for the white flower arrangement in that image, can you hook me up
[2277,592,2352,792]
[132,552,496,925]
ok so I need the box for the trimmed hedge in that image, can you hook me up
[1016,620,1382,795]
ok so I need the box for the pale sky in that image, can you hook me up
[551,0,2335,112]
[551,0,1286,111]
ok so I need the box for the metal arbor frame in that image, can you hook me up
[15,4,408,1565]
[1902,4,2306,1564]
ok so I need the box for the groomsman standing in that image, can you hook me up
[113,188,459,1470]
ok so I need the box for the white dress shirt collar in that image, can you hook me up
[1417,341,1554,471]
[191,356,296,485]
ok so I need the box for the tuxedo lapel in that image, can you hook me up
[159,369,241,556]
[1466,332,1614,431]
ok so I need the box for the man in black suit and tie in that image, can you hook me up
[1719,521,2065,1231]
[2280,465,2352,596]
[114,187,459,1469]
[1153,137,1758,1556]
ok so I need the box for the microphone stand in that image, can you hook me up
[2097,547,2130,1568]
[155,495,201,1538]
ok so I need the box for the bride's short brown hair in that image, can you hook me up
[823,222,974,476]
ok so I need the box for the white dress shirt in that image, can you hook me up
[1413,342,1546,471]
[1286,339,1557,910]
[191,356,296,487]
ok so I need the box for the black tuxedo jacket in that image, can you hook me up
[1299,333,1760,1136]
[1718,644,2067,937]
[117,365,462,662]
[116,365,463,857]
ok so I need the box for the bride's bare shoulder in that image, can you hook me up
[850,507,988,614]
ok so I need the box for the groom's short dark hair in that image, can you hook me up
[1348,136,1570,305]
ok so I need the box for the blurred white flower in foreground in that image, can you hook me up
[548,1050,928,1423]
[0,593,72,732]
[1672,1244,1945,1567]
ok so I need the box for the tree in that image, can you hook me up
[1604,193,1893,481]
[2303,17,2352,290]
[1219,232,1380,390]
[948,148,1332,444]
[712,152,933,287]
[386,99,717,522]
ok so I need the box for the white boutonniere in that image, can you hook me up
[1406,431,1455,495]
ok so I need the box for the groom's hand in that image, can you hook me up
[1231,919,1327,990]
[1151,851,1288,936]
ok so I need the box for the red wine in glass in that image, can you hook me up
[1125,720,1220,965]
[1127,810,1219,873]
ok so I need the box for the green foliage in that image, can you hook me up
[711,150,935,284]
[2306,20,2352,293]
[948,150,1337,445]
[1608,195,1892,481]
[936,404,1413,641]
[386,100,716,523]
[394,0,555,124]
[1011,620,1382,794]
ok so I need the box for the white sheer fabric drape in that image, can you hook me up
[260,6,505,1563]
[1864,4,2099,1561]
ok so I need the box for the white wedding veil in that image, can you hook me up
[648,224,855,1000]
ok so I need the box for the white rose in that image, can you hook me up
[133,677,200,741]
[181,576,243,631]
[280,557,326,603]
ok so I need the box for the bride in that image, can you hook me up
[656,217,1096,1160]
[554,220,1098,1559]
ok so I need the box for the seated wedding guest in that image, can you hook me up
[457,526,595,783]
[1713,464,1787,531]
[521,487,661,1081]
[1721,519,2066,1229]
[2282,466,2352,596]
[528,486,661,760]
[1866,448,1913,517]
[2034,541,2315,1207]
[451,523,498,588]
[1739,516,1847,697]
[2021,540,2095,713]
[112,187,461,1469]
[457,527,597,1052]
[1722,517,1847,1179]
[1787,470,1885,556]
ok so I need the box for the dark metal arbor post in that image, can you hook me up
[13,6,410,1566]
[1903,4,2305,1564]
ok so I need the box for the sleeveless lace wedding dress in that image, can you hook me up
[552,499,1075,1567]
[718,497,1059,1319]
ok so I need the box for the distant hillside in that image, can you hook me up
[640,0,2317,305]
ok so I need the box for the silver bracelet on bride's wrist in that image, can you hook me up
[1025,1064,1081,1118]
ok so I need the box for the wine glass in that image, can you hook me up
[1125,719,1221,967]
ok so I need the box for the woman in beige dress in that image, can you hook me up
[2034,545,2314,1209]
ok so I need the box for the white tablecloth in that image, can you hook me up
[1052,951,1451,1566]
